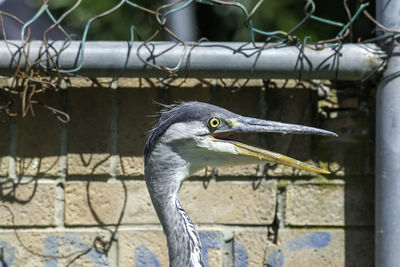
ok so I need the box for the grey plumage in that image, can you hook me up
[145,102,235,160]
[144,101,336,267]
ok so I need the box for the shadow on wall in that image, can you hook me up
[0,81,375,266]
[0,177,126,266]
[345,182,375,267]
[0,84,334,166]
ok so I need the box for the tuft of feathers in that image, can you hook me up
[144,101,235,160]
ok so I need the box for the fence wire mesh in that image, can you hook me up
[0,0,398,121]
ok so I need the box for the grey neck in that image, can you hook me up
[159,196,204,267]
[145,146,204,267]
[146,183,204,267]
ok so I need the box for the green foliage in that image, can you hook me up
[197,0,375,42]
[43,0,375,42]
[47,0,163,41]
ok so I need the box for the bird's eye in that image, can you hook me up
[208,117,221,129]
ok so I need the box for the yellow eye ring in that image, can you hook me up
[208,117,221,128]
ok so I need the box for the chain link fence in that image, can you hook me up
[0,0,398,121]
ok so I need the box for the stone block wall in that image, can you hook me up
[0,78,374,266]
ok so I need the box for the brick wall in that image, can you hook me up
[0,78,374,266]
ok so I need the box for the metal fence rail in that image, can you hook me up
[0,0,397,119]
[0,41,385,80]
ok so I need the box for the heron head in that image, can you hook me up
[144,101,336,179]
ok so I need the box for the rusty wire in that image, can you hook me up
[0,0,398,121]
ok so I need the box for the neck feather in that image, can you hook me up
[164,197,204,267]
[147,188,204,267]
[145,145,204,267]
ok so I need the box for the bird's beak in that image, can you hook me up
[211,116,337,174]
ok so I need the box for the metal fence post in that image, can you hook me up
[164,0,197,41]
[376,0,400,266]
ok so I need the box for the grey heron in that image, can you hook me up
[144,101,336,267]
